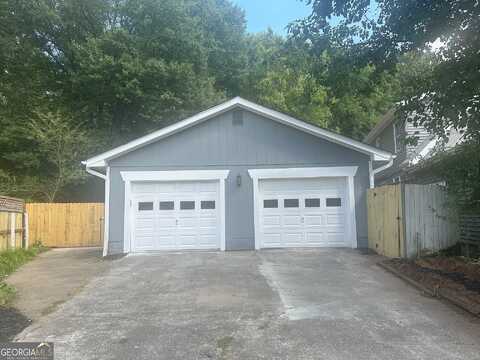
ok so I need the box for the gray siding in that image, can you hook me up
[107,109,371,254]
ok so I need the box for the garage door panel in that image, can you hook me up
[156,235,175,247]
[157,218,176,227]
[283,215,302,226]
[156,183,176,193]
[198,216,217,228]
[305,232,324,244]
[131,180,220,251]
[198,235,217,245]
[262,233,282,246]
[284,232,303,245]
[326,233,345,245]
[326,214,344,225]
[259,177,349,248]
[132,183,157,193]
[177,235,196,246]
[175,182,197,192]
[304,215,322,226]
[134,235,155,249]
[177,217,196,228]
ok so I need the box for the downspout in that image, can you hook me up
[368,156,375,189]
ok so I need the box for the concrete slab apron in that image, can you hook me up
[16,250,480,360]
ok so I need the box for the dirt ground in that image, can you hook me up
[385,256,480,314]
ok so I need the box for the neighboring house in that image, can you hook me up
[84,97,393,256]
[364,109,463,185]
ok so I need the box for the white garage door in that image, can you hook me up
[131,181,220,251]
[259,177,348,248]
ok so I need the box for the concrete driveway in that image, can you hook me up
[17,249,480,360]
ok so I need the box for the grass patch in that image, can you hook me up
[0,243,47,306]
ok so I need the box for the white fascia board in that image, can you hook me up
[84,97,393,167]
[248,166,358,180]
[120,170,230,182]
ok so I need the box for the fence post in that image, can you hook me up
[10,212,16,248]
[23,212,29,249]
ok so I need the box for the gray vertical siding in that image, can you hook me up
[107,108,371,254]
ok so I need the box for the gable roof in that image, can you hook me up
[364,108,396,144]
[84,97,393,168]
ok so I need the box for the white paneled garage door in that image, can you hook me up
[131,181,220,251]
[259,177,348,248]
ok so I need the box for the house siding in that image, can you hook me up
[107,109,371,254]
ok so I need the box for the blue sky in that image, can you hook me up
[234,0,311,35]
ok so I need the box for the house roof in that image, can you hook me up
[83,97,394,168]
[363,108,397,144]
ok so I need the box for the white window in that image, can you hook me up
[159,201,174,210]
[180,201,195,210]
[326,198,342,207]
[201,200,215,210]
[263,199,278,208]
[305,198,321,208]
[138,202,153,211]
[284,199,299,208]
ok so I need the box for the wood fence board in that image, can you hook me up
[26,203,104,247]
[404,184,457,257]
[0,212,9,251]
[367,184,403,258]
[0,211,24,251]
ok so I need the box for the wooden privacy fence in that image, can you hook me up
[367,185,404,258]
[0,196,27,251]
[368,184,457,258]
[26,203,104,247]
[459,214,480,257]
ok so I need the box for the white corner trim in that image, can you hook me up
[248,166,358,249]
[83,97,393,167]
[84,165,109,256]
[347,175,358,248]
[102,167,110,256]
[122,169,230,253]
[120,170,230,182]
[248,166,358,180]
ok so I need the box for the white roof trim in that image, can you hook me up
[120,170,230,182]
[83,97,393,167]
[248,166,358,179]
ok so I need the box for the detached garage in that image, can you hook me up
[83,97,393,256]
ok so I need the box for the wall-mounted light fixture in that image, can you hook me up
[236,174,242,187]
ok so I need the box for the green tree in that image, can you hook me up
[0,0,248,200]
[291,0,479,141]
[30,112,92,202]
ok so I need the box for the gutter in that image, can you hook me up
[85,167,107,180]
[369,157,395,188]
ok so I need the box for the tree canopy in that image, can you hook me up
[1,0,443,201]
[291,0,479,142]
